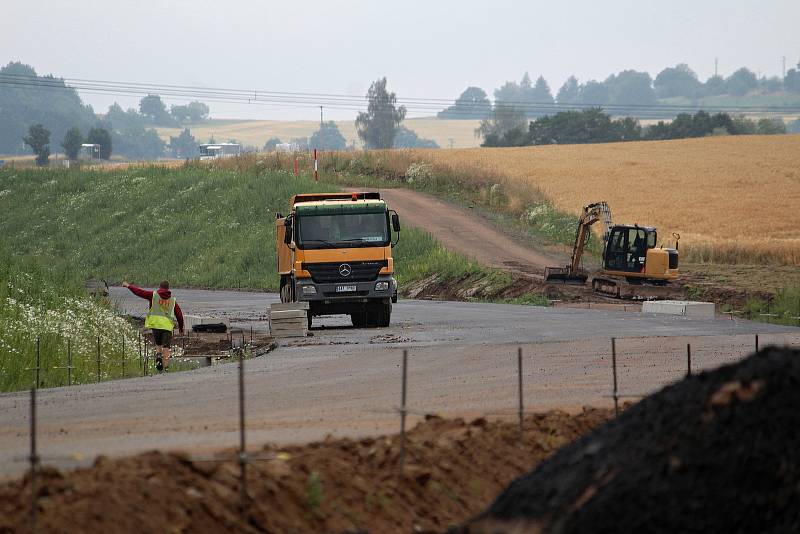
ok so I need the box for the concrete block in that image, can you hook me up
[269,310,308,320]
[270,302,309,311]
[269,303,309,338]
[642,300,715,319]
[271,318,307,326]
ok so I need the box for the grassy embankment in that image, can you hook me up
[0,164,520,391]
[230,147,800,325]
[0,245,145,392]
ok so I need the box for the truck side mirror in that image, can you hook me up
[283,216,293,245]
[391,212,400,232]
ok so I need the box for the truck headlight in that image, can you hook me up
[302,285,317,295]
[375,281,390,291]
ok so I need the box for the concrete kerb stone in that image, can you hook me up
[642,300,715,319]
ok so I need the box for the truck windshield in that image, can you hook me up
[297,212,389,249]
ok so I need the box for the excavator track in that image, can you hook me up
[591,275,680,300]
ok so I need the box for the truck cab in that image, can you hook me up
[276,192,400,328]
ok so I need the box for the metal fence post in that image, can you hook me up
[121,335,126,379]
[96,336,101,382]
[143,338,149,377]
[686,343,692,378]
[517,347,524,448]
[399,349,408,472]
[611,338,619,416]
[67,339,72,386]
[35,338,41,389]
[29,388,39,533]
[238,346,248,522]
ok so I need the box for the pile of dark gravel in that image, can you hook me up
[458,346,800,534]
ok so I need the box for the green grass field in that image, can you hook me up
[0,163,494,290]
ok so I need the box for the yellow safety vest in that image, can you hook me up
[145,292,176,331]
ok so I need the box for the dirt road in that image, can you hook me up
[380,188,558,278]
[1,288,797,479]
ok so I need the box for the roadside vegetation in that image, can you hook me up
[0,244,144,392]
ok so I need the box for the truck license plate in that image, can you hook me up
[336,285,357,293]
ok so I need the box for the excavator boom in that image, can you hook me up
[544,202,612,284]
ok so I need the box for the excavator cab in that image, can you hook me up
[600,224,679,285]
[603,225,657,273]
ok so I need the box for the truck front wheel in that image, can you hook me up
[350,311,366,328]
[369,302,391,328]
[279,275,293,303]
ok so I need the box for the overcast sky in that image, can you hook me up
[3,0,799,120]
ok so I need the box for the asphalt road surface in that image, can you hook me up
[1,288,798,478]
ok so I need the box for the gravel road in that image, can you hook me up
[380,188,558,278]
[1,288,797,478]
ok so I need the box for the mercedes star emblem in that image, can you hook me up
[339,264,352,277]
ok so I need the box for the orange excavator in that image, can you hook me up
[544,201,680,297]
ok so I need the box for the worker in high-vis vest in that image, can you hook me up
[123,280,185,372]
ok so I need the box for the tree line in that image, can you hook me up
[263,78,439,152]
[440,61,800,120]
[5,61,437,163]
[481,108,789,148]
[1,61,210,161]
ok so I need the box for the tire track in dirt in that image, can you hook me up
[380,188,560,280]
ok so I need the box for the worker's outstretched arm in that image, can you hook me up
[122,281,153,301]
[174,302,185,334]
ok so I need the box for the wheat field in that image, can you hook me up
[412,135,800,266]
[156,118,482,149]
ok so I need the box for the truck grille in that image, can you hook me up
[303,260,387,283]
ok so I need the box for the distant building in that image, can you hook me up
[80,144,101,160]
[275,143,300,153]
[198,143,241,160]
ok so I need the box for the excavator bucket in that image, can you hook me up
[544,266,588,285]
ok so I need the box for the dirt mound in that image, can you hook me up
[0,410,611,533]
[460,346,800,534]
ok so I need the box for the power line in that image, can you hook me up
[1,73,799,117]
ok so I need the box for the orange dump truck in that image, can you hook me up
[276,192,400,328]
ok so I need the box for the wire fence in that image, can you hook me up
[16,327,260,391]
[15,332,799,532]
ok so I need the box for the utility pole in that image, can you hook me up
[714,57,718,77]
[319,106,323,126]
[783,56,787,79]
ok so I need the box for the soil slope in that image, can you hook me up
[460,346,800,534]
[0,411,610,533]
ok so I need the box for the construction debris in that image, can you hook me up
[184,314,230,333]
